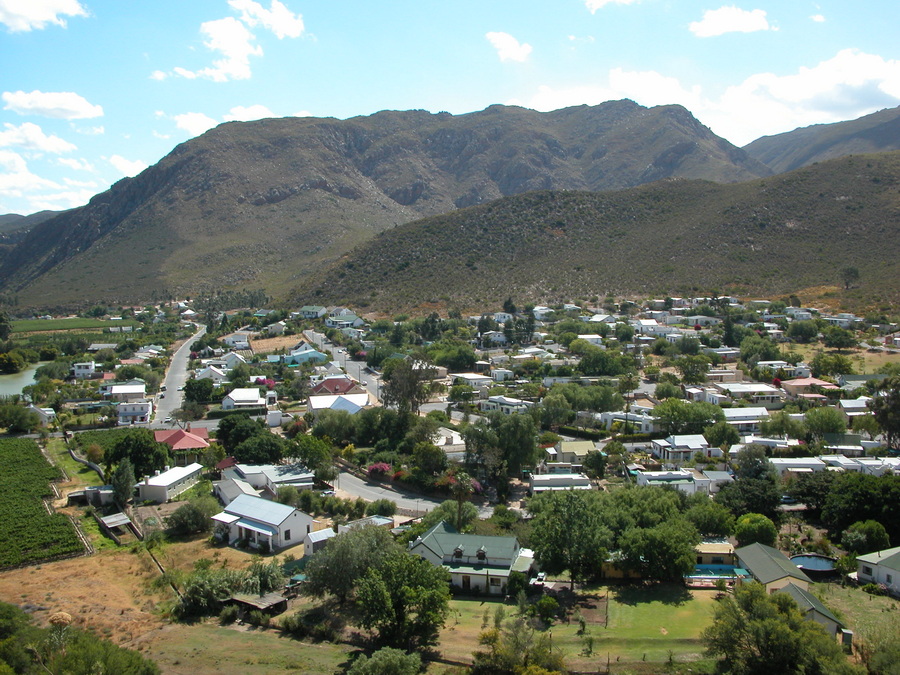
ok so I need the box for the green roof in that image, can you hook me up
[735,543,811,585]
[414,520,520,561]
[857,545,900,572]
[778,583,843,627]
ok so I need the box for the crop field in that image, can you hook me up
[0,438,85,568]
[11,318,139,333]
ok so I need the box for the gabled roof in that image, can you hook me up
[154,428,210,451]
[412,520,520,561]
[736,543,811,585]
[777,583,843,627]
[310,376,358,395]
[223,494,297,527]
[857,545,900,572]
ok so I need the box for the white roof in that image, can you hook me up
[110,384,146,394]
[227,387,264,402]
[722,407,770,421]
[306,528,337,543]
[307,393,370,413]
[138,463,202,487]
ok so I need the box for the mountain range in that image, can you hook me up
[2,102,899,311]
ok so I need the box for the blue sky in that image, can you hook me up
[1,0,899,215]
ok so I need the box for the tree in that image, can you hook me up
[215,413,265,452]
[168,497,220,535]
[869,375,900,448]
[449,471,476,531]
[841,266,860,290]
[702,582,862,675]
[842,520,890,554]
[472,616,566,675]
[356,549,451,650]
[652,399,725,435]
[759,411,806,439]
[381,357,436,415]
[675,355,710,385]
[805,406,847,442]
[0,311,10,341]
[530,491,612,588]
[111,458,136,507]
[654,381,682,400]
[106,429,169,479]
[823,326,857,350]
[618,518,700,580]
[233,432,285,464]
[184,378,214,403]
[716,478,781,521]
[582,450,607,479]
[347,648,421,675]
[685,499,734,537]
[303,526,400,604]
[0,404,41,433]
[810,352,854,378]
[821,473,900,544]
[786,320,818,343]
[787,470,835,517]
[734,513,778,547]
[703,420,740,450]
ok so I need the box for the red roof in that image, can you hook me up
[310,377,357,395]
[216,456,238,470]
[154,427,210,451]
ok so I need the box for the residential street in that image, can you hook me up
[153,325,205,425]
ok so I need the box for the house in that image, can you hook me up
[549,440,595,466]
[856,546,900,596]
[212,494,316,551]
[491,368,515,382]
[651,435,712,463]
[529,473,592,494]
[135,463,204,503]
[721,407,770,435]
[154,426,210,464]
[695,539,736,566]
[71,361,97,379]
[325,313,364,329]
[222,387,265,410]
[106,383,147,403]
[213,476,259,505]
[296,305,327,320]
[781,377,840,399]
[304,527,337,556]
[736,543,811,593]
[221,351,248,370]
[265,321,287,336]
[27,405,56,426]
[221,332,252,350]
[280,343,328,366]
[195,365,228,385]
[224,462,315,494]
[531,306,554,321]
[337,514,394,534]
[408,521,535,595]
[768,457,827,478]
[117,400,153,426]
[479,395,534,415]
[712,382,785,408]
[636,468,706,495]
[777,583,844,636]
[307,393,371,417]
[309,375,360,396]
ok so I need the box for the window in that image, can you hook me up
[490,578,501,586]
[477,547,486,561]
[284,530,291,541]
[454,547,463,558]
[888,574,893,584]
[862,566,873,576]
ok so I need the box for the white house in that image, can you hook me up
[27,405,56,426]
[856,546,900,596]
[72,361,97,379]
[222,387,265,410]
[306,393,371,417]
[295,305,327,319]
[222,332,252,350]
[529,473,592,494]
[768,457,827,478]
[117,400,153,426]
[408,521,534,595]
[651,435,712,463]
[212,494,316,552]
[721,407,770,435]
[106,383,147,403]
[636,468,705,495]
[479,395,534,415]
[135,463,203,503]
[196,365,228,385]
[304,528,337,556]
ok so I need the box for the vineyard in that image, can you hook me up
[0,438,85,568]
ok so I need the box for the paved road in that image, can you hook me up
[304,329,381,400]
[153,325,205,424]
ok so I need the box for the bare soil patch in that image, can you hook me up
[250,335,303,355]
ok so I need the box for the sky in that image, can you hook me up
[1,0,899,216]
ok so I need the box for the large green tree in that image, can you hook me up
[618,518,700,581]
[529,490,612,588]
[356,549,451,650]
[734,513,778,547]
[869,375,900,449]
[381,357,436,415]
[702,582,861,675]
[652,399,725,435]
[106,429,169,479]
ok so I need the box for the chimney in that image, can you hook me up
[144,475,150,485]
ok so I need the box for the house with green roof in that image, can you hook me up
[777,583,844,638]
[735,543,811,593]
[408,521,535,595]
[857,545,900,596]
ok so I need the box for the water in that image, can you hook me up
[0,362,42,397]
[791,554,836,571]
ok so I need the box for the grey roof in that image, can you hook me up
[736,543,811,585]
[306,528,337,543]
[224,494,296,527]
[857,545,900,572]
[778,583,842,627]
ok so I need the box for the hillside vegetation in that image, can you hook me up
[291,151,900,313]
[744,105,900,173]
[0,101,770,308]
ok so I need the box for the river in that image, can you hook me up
[0,362,42,397]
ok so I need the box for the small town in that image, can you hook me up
[0,292,898,675]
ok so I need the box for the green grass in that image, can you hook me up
[810,582,900,638]
[11,318,139,333]
[46,438,102,489]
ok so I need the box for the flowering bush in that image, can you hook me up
[367,462,392,478]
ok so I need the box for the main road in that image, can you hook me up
[153,324,206,425]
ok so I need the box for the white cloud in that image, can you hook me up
[73,125,104,135]
[107,155,147,177]
[150,70,168,81]
[173,112,218,136]
[2,90,103,119]
[0,122,76,153]
[0,150,59,197]
[509,49,900,146]
[485,32,532,63]
[810,14,825,22]
[585,0,639,13]
[228,0,304,39]
[0,0,87,32]
[176,16,262,82]
[223,104,274,122]
[58,157,94,171]
[689,6,771,38]
[291,110,313,118]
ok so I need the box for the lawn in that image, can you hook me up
[438,583,718,671]
[810,582,900,640]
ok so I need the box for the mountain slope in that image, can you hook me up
[744,106,900,173]
[0,101,770,308]
[291,151,900,313]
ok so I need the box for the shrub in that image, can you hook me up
[246,609,270,628]
[367,462,391,478]
[219,604,239,625]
